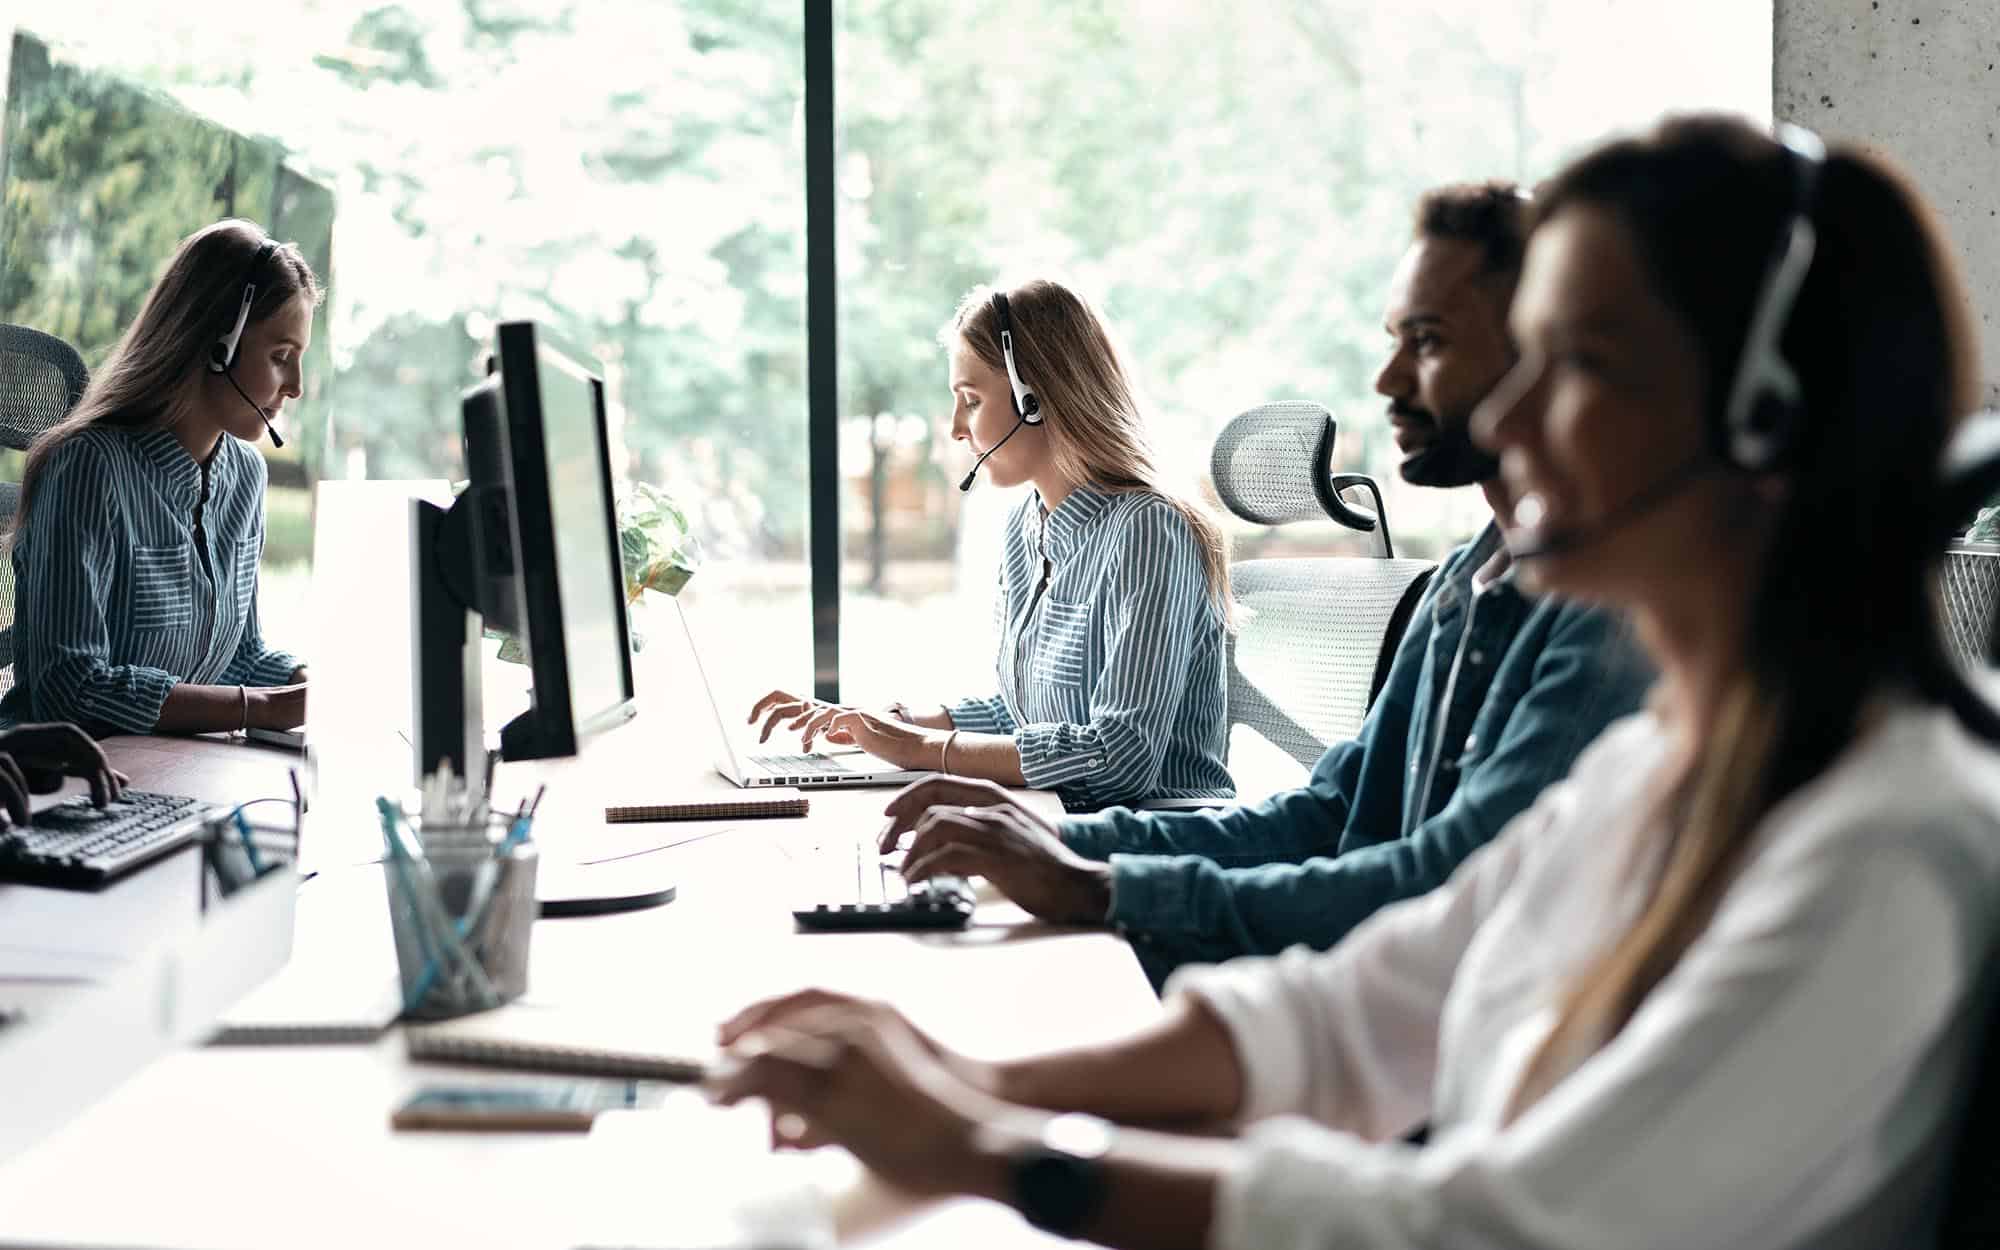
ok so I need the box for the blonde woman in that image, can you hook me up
[751,279,1232,811]
[713,119,2000,1247]
[1,219,315,737]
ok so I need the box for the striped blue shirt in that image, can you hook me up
[0,426,300,734]
[950,484,1232,810]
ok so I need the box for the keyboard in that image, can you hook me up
[791,846,975,931]
[749,751,856,777]
[0,789,215,889]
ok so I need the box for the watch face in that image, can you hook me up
[1016,1148,1105,1236]
[1013,1113,1115,1236]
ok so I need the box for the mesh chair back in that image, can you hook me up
[0,325,88,452]
[1211,400,1340,526]
[1227,557,1436,769]
[1943,545,1999,669]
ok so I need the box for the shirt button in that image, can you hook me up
[1469,649,1485,665]
[1089,758,1104,769]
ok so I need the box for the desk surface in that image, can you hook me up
[0,715,1159,1249]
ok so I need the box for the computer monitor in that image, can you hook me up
[412,321,637,793]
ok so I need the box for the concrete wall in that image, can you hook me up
[1775,0,2000,407]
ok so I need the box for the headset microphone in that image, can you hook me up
[1510,454,1712,561]
[222,370,286,449]
[958,412,1030,491]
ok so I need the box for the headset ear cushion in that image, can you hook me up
[1022,393,1041,420]
[209,339,231,368]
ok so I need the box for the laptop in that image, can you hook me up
[673,599,929,790]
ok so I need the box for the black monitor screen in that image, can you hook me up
[531,343,631,735]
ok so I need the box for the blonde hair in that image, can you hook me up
[942,278,1231,622]
[13,218,322,536]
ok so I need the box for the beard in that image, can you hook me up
[1392,403,1499,488]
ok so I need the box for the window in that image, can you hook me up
[7,5,811,705]
[834,0,1769,705]
[4,1,1769,706]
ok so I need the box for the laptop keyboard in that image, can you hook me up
[750,752,855,777]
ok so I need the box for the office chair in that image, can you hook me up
[0,325,90,693]
[1941,410,2000,670]
[1210,401,1436,795]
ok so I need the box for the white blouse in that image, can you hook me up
[1173,695,2000,1250]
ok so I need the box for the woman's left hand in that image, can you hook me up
[707,1000,1005,1199]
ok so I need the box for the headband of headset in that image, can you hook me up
[1717,124,1826,471]
[990,291,1042,424]
[208,236,280,375]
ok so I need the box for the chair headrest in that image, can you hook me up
[1210,401,1378,533]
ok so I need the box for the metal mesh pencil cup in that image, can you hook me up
[382,814,539,1021]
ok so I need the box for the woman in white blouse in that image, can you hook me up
[709,116,2000,1249]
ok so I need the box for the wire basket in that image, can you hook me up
[380,806,539,1021]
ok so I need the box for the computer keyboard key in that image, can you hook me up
[793,874,976,932]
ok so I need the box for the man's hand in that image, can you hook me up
[0,722,128,817]
[900,799,1112,927]
[878,776,1051,853]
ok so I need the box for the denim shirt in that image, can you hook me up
[1060,523,1654,983]
[0,426,300,735]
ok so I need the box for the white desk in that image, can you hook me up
[0,718,1160,1248]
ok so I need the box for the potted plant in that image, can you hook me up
[491,480,700,661]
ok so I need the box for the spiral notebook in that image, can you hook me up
[604,793,808,824]
[405,1001,713,1083]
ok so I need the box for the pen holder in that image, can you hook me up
[383,819,539,1022]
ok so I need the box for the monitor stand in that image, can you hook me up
[535,857,677,918]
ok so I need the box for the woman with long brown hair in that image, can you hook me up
[1,219,316,737]
[749,278,1233,811]
[705,117,2000,1248]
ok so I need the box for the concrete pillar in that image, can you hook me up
[1775,0,2000,406]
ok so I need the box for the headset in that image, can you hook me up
[207,236,286,448]
[1514,124,1825,560]
[1717,123,1826,473]
[958,290,1044,491]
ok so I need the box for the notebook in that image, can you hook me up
[207,865,402,1044]
[604,793,809,824]
[405,1000,713,1083]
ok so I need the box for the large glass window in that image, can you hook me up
[7,4,809,705]
[4,2,1771,713]
[834,0,1770,708]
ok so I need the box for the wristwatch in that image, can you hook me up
[1009,1112,1116,1237]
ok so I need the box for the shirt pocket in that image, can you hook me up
[1030,599,1091,688]
[233,534,262,623]
[130,544,193,631]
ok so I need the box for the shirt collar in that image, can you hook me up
[1033,484,1113,565]
[131,426,210,509]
